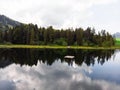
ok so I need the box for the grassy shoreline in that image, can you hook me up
[0,45,120,49]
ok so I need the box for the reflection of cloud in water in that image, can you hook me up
[0,60,120,90]
[0,80,16,90]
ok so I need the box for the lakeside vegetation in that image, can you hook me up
[0,24,115,47]
[0,45,120,49]
[0,37,119,49]
[115,38,120,46]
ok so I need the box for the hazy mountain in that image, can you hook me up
[113,32,120,38]
[0,15,21,30]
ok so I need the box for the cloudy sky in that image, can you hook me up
[0,0,120,34]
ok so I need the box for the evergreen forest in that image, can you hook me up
[0,24,115,46]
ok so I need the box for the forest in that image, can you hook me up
[0,24,115,46]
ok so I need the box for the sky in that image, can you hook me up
[0,0,120,34]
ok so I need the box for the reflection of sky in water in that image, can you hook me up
[0,59,120,90]
[89,51,120,83]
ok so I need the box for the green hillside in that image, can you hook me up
[115,38,120,46]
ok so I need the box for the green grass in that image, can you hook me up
[115,38,120,46]
[0,45,120,49]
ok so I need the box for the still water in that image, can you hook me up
[0,49,120,90]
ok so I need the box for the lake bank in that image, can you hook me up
[0,45,120,49]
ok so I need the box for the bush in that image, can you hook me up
[102,41,112,47]
[3,41,12,45]
[53,38,67,46]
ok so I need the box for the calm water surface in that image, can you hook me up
[0,49,120,90]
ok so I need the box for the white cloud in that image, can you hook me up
[0,0,119,32]
[91,0,118,4]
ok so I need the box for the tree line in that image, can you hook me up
[0,24,115,46]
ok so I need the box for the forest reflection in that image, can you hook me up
[0,48,115,67]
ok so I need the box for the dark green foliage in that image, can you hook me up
[66,29,74,45]
[75,28,83,45]
[53,38,67,46]
[0,23,115,46]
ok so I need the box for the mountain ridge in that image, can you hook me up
[113,32,120,38]
[0,14,21,30]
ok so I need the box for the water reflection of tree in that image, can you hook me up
[0,49,115,67]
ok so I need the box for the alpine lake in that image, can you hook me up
[0,48,120,90]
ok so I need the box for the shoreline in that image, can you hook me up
[0,45,120,49]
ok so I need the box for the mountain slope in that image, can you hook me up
[0,15,21,30]
[113,32,120,38]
